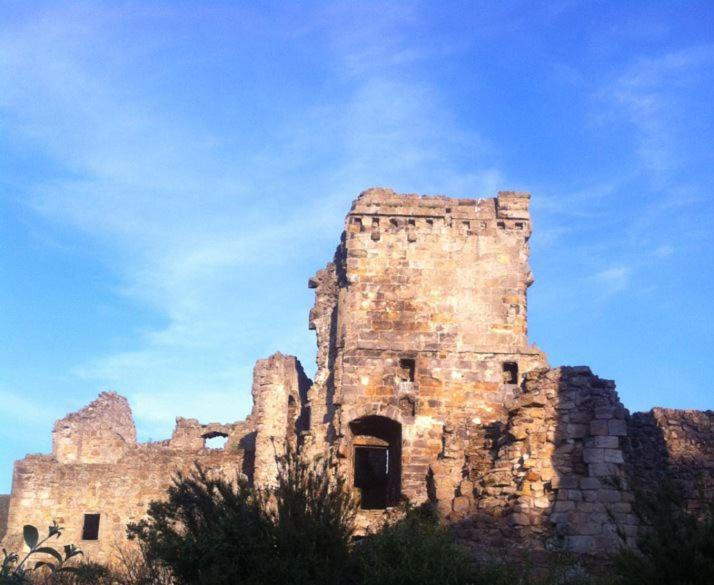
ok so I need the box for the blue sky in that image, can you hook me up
[1,1,713,493]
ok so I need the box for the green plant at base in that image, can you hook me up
[348,505,477,585]
[1,522,82,584]
[128,445,356,585]
[612,484,714,585]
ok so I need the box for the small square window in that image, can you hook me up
[502,362,518,384]
[82,513,100,540]
[398,358,416,382]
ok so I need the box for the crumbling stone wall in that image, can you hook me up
[0,494,9,540]
[446,367,638,556]
[625,408,714,513]
[53,393,136,464]
[2,353,309,562]
[252,353,311,487]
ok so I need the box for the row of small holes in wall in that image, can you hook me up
[351,216,526,233]
[397,358,518,385]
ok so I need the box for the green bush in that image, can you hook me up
[613,485,714,585]
[127,465,273,585]
[128,445,355,585]
[348,506,477,585]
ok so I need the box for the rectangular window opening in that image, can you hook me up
[82,513,100,541]
[503,362,518,384]
[398,358,416,382]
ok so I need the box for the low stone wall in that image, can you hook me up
[0,494,9,540]
[1,352,311,564]
[3,447,245,563]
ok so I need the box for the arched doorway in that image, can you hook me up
[349,416,401,509]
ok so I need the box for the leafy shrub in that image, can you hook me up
[1,523,81,584]
[266,444,356,585]
[129,445,355,585]
[348,506,477,585]
[109,545,173,585]
[127,466,272,585]
[613,485,714,585]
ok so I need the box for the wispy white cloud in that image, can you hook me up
[593,266,631,294]
[602,44,714,184]
[0,3,506,440]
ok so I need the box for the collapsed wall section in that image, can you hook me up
[53,393,136,464]
[451,367,637,556]
[625,408,714,513]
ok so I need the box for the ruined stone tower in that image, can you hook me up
[2,188,713,561]
[304,189,547,514]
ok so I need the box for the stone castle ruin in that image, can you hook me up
[2,188,713,561]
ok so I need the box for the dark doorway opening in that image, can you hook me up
[354,447,389,509]
[350,415,401,510]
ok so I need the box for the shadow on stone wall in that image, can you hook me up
[624,408,714,516]
[450,367,638,559]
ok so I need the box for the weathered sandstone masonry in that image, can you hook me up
[2,188,713,561]
[0,495,9,540]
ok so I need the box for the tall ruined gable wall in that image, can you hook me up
[53,392,137,465]
[252,353,312,487]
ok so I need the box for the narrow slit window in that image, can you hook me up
[82,513,100,540]
[503,362,518,384]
